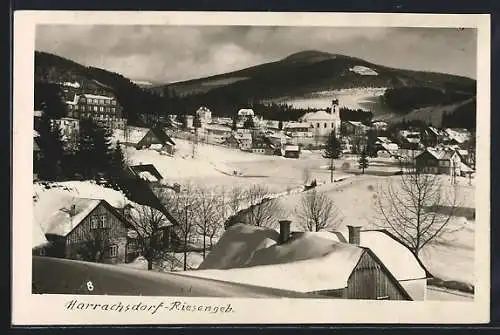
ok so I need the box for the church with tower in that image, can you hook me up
[299,99,342,137]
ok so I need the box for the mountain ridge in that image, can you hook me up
[34,50,477,128]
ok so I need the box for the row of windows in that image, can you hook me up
[68,104,116,113]
[312,122,338,129]
[68,112,122,120]
[80,98,117,105]
[91,214,110,229]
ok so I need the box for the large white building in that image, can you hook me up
[196,106,212,125]
[299,99,341,137]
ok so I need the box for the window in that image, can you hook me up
[107,245,118,257]
[111,108,115,113]
[90,216,98,229]
[80,98,86,103]
[331,123,334,128]
[93,106,98,112]
[75,105,79,110]
[100,215,108,228]
[100,106,104,112]
[316,123,320,128]
[324,123,327,128]
[112,100,116,105]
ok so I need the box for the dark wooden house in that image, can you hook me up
[40,198,140,264]
[136,124,176,155]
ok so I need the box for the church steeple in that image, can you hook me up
[331,99,341,137]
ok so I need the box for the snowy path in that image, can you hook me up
[32,256,321,298]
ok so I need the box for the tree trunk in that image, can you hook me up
[330,157,334,183]
[203,232,206,259]
[147,259,153,270]
[183,236,188,271]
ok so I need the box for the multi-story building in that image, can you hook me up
[65,93,126,129]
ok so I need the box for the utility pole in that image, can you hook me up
[184,204,189,271]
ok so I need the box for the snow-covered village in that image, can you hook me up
[30,25,478,302]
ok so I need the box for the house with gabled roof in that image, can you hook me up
[34,192,175,264]
[415,148,466,175]
[182,222,424,300]
[136,124,176,155]
[35,194,140,264]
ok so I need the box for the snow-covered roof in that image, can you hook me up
[185,224,365,292]
[33,130,40,138]
[138,171,159,182]
[34,110,43,118]
[419,148,460,161]
[61,81,81,88]
[204,124,232,132]
[196,106,211,114]
[191,224,424,297]
[284,145,300,151]
[234,133,252,141]
[238,109,254,116]
[284,122,311,129]
[380,143,398,152]
[300,110,334,121]
[376,136,391,144]
[444,128,470,144]
[358,230,426,281]
[460,162,474,172]
[82,94,114,100]
[35,193,102,236]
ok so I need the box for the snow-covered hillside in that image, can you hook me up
[267,174,476,285]
[120,135,278,182]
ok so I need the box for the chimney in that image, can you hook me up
[279,220,291,244]
[69,204,76,217]
[347,225,361,245]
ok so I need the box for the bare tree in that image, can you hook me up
[226,184,245,217]
[374,165,460,262]
[193,185,220,259]
[126,204,170,270]
[295,189,344,232]
[159,184,197,271]
[244,184,283,228]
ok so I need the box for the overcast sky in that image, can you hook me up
[35,25,477,84]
